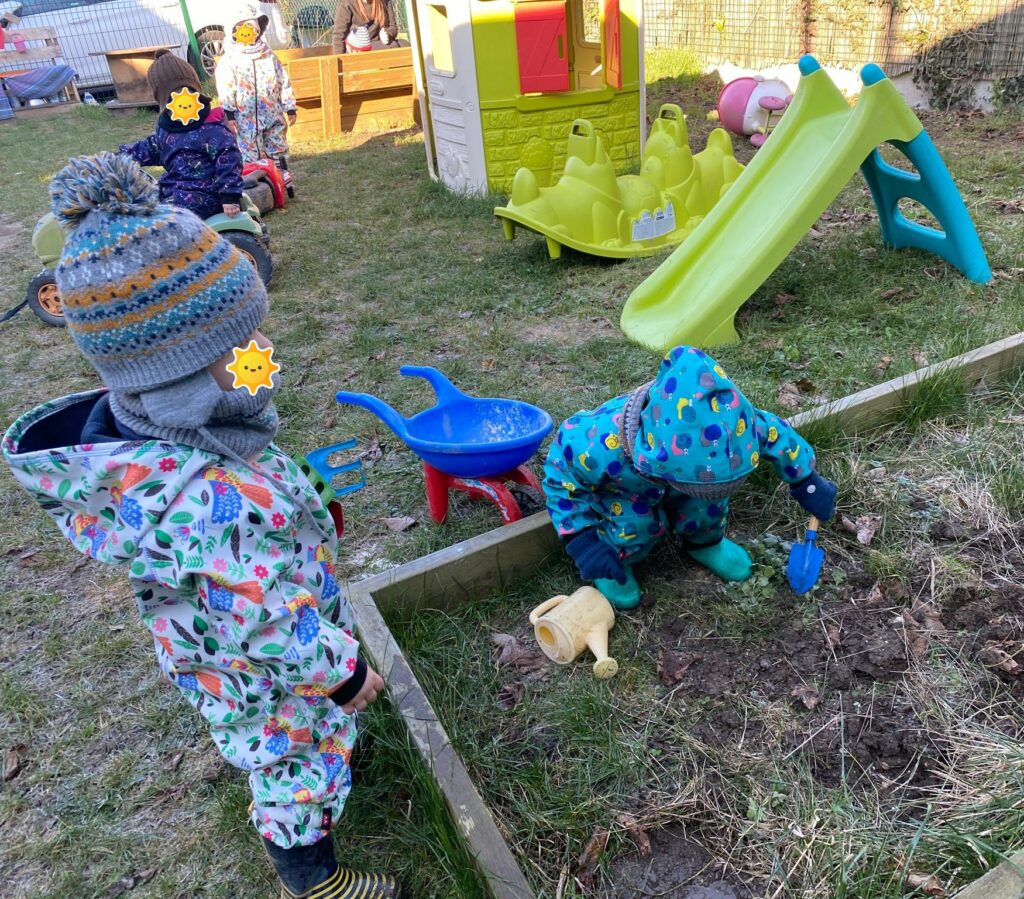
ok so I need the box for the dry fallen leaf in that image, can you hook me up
[824,623,842,649]
[901,609,930,658]
[880,287,904,299]
[791,684,821,709]
[576,827,609,887]
[370,348,387,361]
[4,747,24,782]
[922,266,947,281]
[496,681,525,711]
[864,466,888,481]
[911,350,930,367]
[906,871,944,896]
[841,514,882,545]
[617,814,652,857]
[656,650,699,686]
[382,516,417,532]
[492,634,548,673]
[872,356,893,378]
[863,581,886,605]
[777,381,803,410]
[105,869,158,898]
[991,267,1024,282]
[979,642,1022,676]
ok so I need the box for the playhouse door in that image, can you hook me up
[408,0,488,194]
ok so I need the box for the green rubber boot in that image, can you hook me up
[595,568,642,610]
[687,538,753,582]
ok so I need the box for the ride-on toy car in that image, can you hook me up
[25,194,272,327]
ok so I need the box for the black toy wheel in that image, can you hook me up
[26,270,65,326]
[190,27,226,78]
[224,232,274,285]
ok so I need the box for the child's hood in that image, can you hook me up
[4,391,222,566]
[635,346,762,488]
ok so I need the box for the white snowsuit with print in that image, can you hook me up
[216,46,296,162]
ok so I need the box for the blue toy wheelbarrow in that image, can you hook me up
[336,365,553,523]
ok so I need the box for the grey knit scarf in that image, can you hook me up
[109,369,279,462]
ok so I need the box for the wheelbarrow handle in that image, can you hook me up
[399,365,472,406]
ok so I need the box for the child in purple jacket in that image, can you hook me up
[119,50,244,221]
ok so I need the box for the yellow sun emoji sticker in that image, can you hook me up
[226,340,280,396]
[232,21,259,45]
[166,87,205,126]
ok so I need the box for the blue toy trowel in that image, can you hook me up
[787,516,825,595]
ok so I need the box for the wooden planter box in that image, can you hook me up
[277,45,416,138]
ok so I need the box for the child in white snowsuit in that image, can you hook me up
[3,153,403,899]
[216,2,297,166]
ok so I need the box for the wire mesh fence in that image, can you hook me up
[645,0,1024,83]
[0,0,412,91]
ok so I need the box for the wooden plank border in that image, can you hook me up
[348,332,1024,898]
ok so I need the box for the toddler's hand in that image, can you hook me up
[226,119,239,135]
[789,471,837,521]
[340,665,384,714]
[223,203,241,217]
[565,529,626,583]
[287,110,297,126]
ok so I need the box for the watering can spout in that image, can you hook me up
[334,390,412,442]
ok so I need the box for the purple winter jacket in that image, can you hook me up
[119,102,244,221]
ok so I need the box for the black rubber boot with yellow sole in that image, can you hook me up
[263,835,405,899]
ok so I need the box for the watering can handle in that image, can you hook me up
[399,365,471,406]
[529,595,565,625]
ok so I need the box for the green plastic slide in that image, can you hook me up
[620,56,990,351]
[494,104,744,260]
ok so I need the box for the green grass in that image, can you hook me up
[0,54,1022,897]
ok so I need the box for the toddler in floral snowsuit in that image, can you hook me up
[216,2,297,167]
[2,154,402,899]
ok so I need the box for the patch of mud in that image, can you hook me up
[0,214,26,255]
[602,825,759,898]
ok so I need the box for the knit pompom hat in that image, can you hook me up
[147,49,202,109]
[632,346,762,499]
[50,152,268,393]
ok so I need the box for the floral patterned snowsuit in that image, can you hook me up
[3,390,360,849]
[215,47,296,162]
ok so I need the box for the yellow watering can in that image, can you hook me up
[529,587,618,679]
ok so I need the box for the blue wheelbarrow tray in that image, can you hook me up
[335,366,554,479]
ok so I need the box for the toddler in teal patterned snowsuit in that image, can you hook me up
[3,155,403,899]
[543,346,838,609]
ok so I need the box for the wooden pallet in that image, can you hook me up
[0,26,79,113]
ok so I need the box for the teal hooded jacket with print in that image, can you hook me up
[543,346,818,556]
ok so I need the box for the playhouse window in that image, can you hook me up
[427,3,455,75]
[576,0,601,46]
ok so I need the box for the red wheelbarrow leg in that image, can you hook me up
[451,475,522,524]
[507,463,542,493]
[424,462,453,524]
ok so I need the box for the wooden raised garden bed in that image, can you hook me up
[347,332,1024,898]
[277,45,416,138]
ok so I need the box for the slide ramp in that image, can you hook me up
[620,56,991,352]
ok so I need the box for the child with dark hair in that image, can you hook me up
[118,49,244,220]
[331,0,407,53]
[3,153,403,899]
[544,346,838,609]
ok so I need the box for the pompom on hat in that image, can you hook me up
[49,152,268,393]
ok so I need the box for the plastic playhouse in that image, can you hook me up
[620,56,991,352]
[494,103,744,259]
[335,366,553,525]
[404,0,644,195]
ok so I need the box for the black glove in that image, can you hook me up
[789,471,837,521]
[564,529,626,583]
